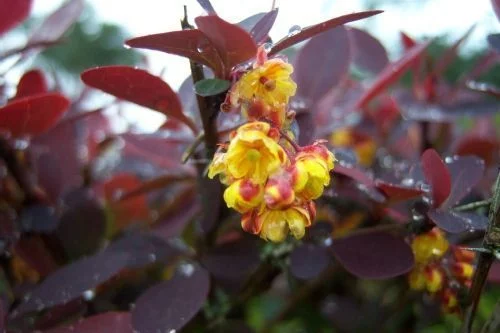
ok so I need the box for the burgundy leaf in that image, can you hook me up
[34,152,62,202]
[355,41,430,109]
[441,156,485,209]
[375,180,423,203]
[400,31,417,50]
[421,149,451,208]
[81,66,197,134]
[333,164,374,187]
[14,236,58,277]
[0,0,32,36]
[131,267,210,332]
[20,204,59,233]
[250,9,279,44]
[43,312,133,333]
[488,261,500,283]
[427,209,488,233]
[433,25,475,77]
[295,111,315,145]
[196,0,216,14]
[154,195,200,239]
[117,173,195,202]
[0,93,70,137]
[466,80,500,98]
[491,0,500,21]
[28,0,83,43]
[238,13,267,32]
[14,252,130,316]
[455,136,498,165]
[195,15,257,76]
[294,26,350,103]
[331,231,414,279]
[290,243,331,280]
[126,30,223,77]
[348,27,388,75]
[14,69,48,99]
[269,10,383,56]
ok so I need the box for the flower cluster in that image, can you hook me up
[408,228,475,313]
[208,49,335,242]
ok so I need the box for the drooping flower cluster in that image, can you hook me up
[209,48,335,242]
[408,228,475,313]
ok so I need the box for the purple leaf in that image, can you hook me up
[0,0,32,36]
[250,9,279,44]
[294,26,350,103]
[488,33,500,52]
[427,209,488,233]
[295,111,316,145]
[131,267,210,332]
[290,243,330,280]
[196,0,216,14]
[269,10,383,56]
[14,252,129,316]
[492,0,500,21]
[20,204,58,233]
[331,231,414,279]
[348,27,388,75]
[421,149,451,208]
[375,180,424,203]
[42,312,133,333]
[441,156,485,209]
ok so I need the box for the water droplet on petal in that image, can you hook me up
[288,25,302,36]
[263,42,273,52]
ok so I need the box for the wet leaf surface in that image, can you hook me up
[290,243,330,280]
[427,209,488,233]
[348,27,388,75]
[43,312,133,333]
[421,149,451,208]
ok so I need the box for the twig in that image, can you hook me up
[461,170,500,332]
[454,199,492,212]
[181,131,205,164]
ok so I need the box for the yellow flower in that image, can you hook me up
[264,170,295,210]
[293,143,335,200]
[409,265,444,294]
[241,203,314,242]
[223,179,264,213]
[411,228,449,265]
[207,149,228,180]
[225,122,287,184]
[230,59,297,108]
[330,128,376,168]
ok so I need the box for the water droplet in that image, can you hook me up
[169,330,177,333]
[418,182,431,193]
[323,238,333,246]
[179,263,195,277]
[112,190,124,201]
[263,42,273,52]
[444,156,453,163]
[14,138,30,150]
[197,39,210,53]
[148,253,157,262]
[401,178,415,187]
[288,25,302,36]
[82,289,95,301]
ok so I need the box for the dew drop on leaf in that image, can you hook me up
[288,24,302,36]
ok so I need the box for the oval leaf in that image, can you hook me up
[250,9,279,44]
[331,231,414,279]
[375,180,424,203]
[290,243,330,280]
[14,69,48,99]
[194,78,231,97]
[81,66,197,134]
[294,26,350,103]
[427,209,488,233]
[43,312,133,333]
[0,0,32,36]
[348,27,388,75]
[0,93,70,137]
[131,267,210,333]
[14,252,129,316]
[195,15,257,75]
[421,149,451,208]
[269,10,383,56]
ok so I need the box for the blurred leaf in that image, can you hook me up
[131,266,210,332]
[117,173,194,202]
[269,10,383,56]
[246,294,284,331]
[81,66,198,134]
[0,0,32,36]
[13,69,48,99]
[421,149,451,208]
[195,15,257,76]
[331,231,414,279]
[400,31,417,50]
[196,0,216,14]
[375,180,423,203]
[491,0,500,22]
[194,78,231,97]
[488,34,500,52]
[0,93,70,137]
[333,164,374,187]
[427,209,488,233]
[348,27,388,75]
[20,204,58,233]
[293,26,350,103]
[455,136,498,165]
[290,243,330,280]
[249,9,279,44]
[14,251,129,316]
[433,25,475,77]
[43,312,133,333]
[14,236,58,277]
[295,112,315,145]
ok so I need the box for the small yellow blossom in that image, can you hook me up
[223,179,264,214]
[264,170,295,210]
[330,128,376,168]
[230,59,297,108]
[293,143,335,200]
[411,228,449,265]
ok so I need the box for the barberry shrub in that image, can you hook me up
[0,0,500,332]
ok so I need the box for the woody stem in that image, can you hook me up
[279,129,300,152]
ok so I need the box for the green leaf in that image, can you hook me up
[194,78,231,97]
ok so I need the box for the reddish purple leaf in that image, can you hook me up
[196,0,216,14]
[0,0,32,36]
[117,173,195,202]
[455,136,498,165]
[348,27,388,75]
[433,25,475,77]
[290,243,331,280]
[492,0,500,21]
[14,69,48,99]
[467,80,500,98]
[400,31,417,50]
[421,149,451,208]
[488,261,500,283]
[295,111,315,145]
[126,30,223,77]
[355,41,430,109]
[375,180,424,203]
[333,164,374,187]
[441,156,485,209]
[294,26,350,103]
[20,204,59,233]
[81,66,198,134]
[131,267,210,333]
[43,312,133,333]
[0,93,70,137]
[14,252,129,316]
[195,15,257,76]
[488,34,500,52]
[331,231,414,279]
[269,10,383,56]
[29,0,83,43]
[427,209,488,233]
[250,9,279,44]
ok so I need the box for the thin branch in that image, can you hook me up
[454,199,492,212]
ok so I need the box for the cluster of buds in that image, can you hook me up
[408,228,476,313]
[208,48,335,242]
